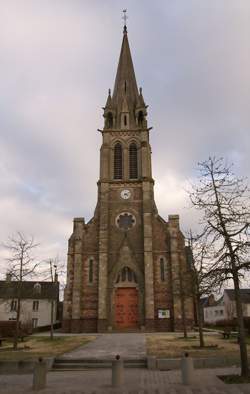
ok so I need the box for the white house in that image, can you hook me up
[204,289,250,324]
[203,296,225,324]
[0,280,59,330]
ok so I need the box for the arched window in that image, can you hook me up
[114,143,123,179]
[89,259,94,283]
[116,267,137,284]
[129,143,138,179]
[160,258,165,282]
[107,112,113,128]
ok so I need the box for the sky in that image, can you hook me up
[0,1,249,278]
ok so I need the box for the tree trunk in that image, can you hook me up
[13,297,21,350]
[233,272,249,377]
[196,295,205,348]
[179,268,187,338]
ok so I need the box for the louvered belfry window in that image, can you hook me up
[129,143,138,179]
[114,143,123,179]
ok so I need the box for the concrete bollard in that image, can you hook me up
[32,357,47,391]
[181,352,194,385]
[112,355,124,387]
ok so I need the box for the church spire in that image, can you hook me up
[111,26,140,128]
[103,19,148,130]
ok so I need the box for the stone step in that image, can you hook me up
[52,358,147,370]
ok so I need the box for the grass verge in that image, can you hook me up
[146,333,246,359]
[0,335,96,361]
[218,375,250,384]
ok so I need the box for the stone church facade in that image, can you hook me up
[62,26,194,333]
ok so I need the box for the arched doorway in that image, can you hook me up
[114,267,139,329]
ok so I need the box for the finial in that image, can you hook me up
[139,87,142,95]
[108,88,111,96]
[122,9,128,33]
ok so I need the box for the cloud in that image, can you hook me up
[0,1,249,279]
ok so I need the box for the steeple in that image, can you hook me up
[103,25,147,130]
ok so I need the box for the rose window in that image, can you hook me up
[116,212,136,231]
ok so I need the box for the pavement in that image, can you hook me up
[63,333,146,359]
[1,367,250,393]
[1,332,250,393]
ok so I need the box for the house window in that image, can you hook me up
[33,300,39,311]
[114,143,123,179]
[89,259,94,283]
[10,300,17,311]
[129,143,138,179]
[32,318,38,328]
[160,258,165,282]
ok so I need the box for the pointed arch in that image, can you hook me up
[129,143,138,179]
[114,142,123,179]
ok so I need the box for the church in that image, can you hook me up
[62,24,194,333]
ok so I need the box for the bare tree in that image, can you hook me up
[187,231,217,348]
[188,157,250,376]
[41,258,64,340]
[3,232,38,350]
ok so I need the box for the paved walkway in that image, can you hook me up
[1,367,250,393]
[63,333,146,359]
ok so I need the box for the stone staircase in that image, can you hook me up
[52,357,147,370]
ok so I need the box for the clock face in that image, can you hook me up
[120,189,131,200]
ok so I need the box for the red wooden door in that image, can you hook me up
[115,287,139,329]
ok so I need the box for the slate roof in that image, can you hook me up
[0,280,59,300]
[225,288,250,303]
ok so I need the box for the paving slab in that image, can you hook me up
[0,367,248,394]
[62,333,146,360]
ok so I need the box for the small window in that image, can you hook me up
[32,318,38,329]
[160,258,165,282]
[33,300,39,311]
[121,267,126,282]
[124,115,127,126]
[128,269,132,282]
[11,300,17,311]
[89,259,94,283]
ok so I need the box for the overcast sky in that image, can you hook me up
[0,1,249,276]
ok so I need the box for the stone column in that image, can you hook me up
[71,218,85,333]
[168,215,182,330]
[143,181,154,330]
[141,131,152,179]
[98,182,109,331]
[123,146,129,181]
[100,133,110,181]
[62,246,74,331]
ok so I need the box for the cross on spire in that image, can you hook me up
[122,9,128,33]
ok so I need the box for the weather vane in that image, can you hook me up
[122,9,128,29]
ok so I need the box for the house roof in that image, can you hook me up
[225,289,250,303]
[0,280,59,300]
